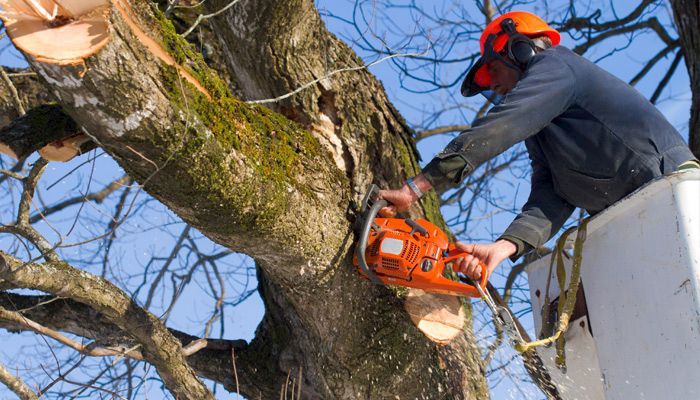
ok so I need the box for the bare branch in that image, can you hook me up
[0,66,25,115]
[0,305,146,360]
[180,0,243,38]
[650,48,684,104]
[28,176,130,224]
[415,124,470,140]
[0,362,37,400]
[629,41,681,86]
[246,51,427,104]
[0,252,215,400]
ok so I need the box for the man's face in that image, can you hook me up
[487,59,520,95]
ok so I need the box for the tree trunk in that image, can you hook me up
[4,1,488,399]
[670,0,700,158]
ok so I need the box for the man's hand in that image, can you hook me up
[452,240,517,280]
[377,174,432,217]
[377,185,416,217]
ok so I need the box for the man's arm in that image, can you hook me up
[422,51,577,193]
[499,142,575,260]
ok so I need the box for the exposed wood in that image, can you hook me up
[0,0,111,66]
[37,133,94,161]
[404,289,465,344]
[0,105,83,160]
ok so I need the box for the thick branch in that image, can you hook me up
[0,252,214,400]
[0,362,37,400]
[0,289,296,399]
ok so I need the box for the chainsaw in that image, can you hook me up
[352,184,487,297]
[352,184,526,347]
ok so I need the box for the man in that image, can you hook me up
[379,11,698,281]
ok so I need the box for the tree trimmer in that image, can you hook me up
[352,184,525,348]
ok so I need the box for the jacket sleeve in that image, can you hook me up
[499,141,575,259]
[422,50,576,193]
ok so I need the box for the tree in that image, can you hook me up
[669,0,700,157]
[0,0,695,399]
[0,1,488,399]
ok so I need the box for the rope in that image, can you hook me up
[514,217,589,370]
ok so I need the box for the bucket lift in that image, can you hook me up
[525,170,700,399]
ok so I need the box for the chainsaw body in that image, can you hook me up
[353,185,487,297]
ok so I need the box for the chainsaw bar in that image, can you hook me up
[470,278,525,347]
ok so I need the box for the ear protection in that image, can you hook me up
[499,18,536,67]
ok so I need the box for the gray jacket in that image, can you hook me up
[422,45,695,258]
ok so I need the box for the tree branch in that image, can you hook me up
[28,176,130,224]
[0,362,37,400]
[650,49,684,104]
[415,124,470,140]
[0,105,86,160]
[0,252,215,400]
[0,66,26,115]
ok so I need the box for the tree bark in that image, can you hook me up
[670,0,700,157]
[3,1,488,398]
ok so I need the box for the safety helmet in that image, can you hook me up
[461,11,560,98]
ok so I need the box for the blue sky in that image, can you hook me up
[0,1,693,399]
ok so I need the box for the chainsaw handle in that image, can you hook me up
[356,196,387,285]
[443,246,489,290]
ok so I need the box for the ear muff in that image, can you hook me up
[507,35,536,65]
[500,18,536,66]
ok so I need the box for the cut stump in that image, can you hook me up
[404,288,465,345]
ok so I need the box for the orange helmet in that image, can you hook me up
[461,11,560,98]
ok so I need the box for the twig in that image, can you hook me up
[415,124,470,140]
[247,51,426,104]
[650,49,684,104]
[232,348,240,400]
[5,72,36,77]
[29,176,130,224]
[180,0,243,38]
[0,169,25,181]
[0,305,145,360]
[0,66,26,115]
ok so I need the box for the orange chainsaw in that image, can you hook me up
[352,184,488,297]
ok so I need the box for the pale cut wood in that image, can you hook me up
[0,143,18,159]
[404,289,466,345]
[0,0,110,66]
[37,133,91,161]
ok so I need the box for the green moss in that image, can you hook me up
[153,51,337,237]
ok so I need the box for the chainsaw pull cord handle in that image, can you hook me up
[356,197,388,285]
[442,244,489,291]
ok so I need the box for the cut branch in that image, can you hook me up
[0,105,89,161]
